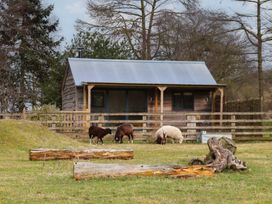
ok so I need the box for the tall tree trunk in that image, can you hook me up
[146,0,157,60]
[257,0,264,111]
[140,0,147,59]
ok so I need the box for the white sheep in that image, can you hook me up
[154,125,184,144]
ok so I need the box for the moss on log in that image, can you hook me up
[73,162,214,180]
[29,148,133,161]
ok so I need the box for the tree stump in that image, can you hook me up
[73,162,215,180]
[189,137,247,172]
[29,148,134,161]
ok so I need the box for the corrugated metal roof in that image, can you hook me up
[68,58,218,86]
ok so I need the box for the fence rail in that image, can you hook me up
[1,111,272,141]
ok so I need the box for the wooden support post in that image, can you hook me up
[29,148,134,161]
[83,85,87,111]
[211,90,216,113]
[154,88,158,113]
[83,85,87,128]
[87,85,95,126]
[219,88,224,113]
[154,89,159,127]
[158,86,167,126]
[87,85,95,113]
[219,88,224,127]
[74,162,214,180]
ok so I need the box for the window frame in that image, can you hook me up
[172,92,194,111]
[91,91,105,108]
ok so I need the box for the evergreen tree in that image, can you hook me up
[41,31,131,109]
[0,0,62,112]
[40,53,66,109]
[66,31,132,59]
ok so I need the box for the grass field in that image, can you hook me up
[0,120,272,204]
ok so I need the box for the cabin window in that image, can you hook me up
[92,92,104,107]
[172,92,194,111]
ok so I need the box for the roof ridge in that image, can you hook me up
[68,58,205,64]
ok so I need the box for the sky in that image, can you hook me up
[44,0,256,46]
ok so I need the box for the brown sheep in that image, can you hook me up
[114,123,134,144]
[89,126,112,144]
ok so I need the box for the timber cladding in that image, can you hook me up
[76,87,84,111]
[62,67,76,111]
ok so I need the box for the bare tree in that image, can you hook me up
[227,0,272,111]
[158,8,253,86]
[77,0,197,60]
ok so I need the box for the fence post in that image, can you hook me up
[52,114,56,130]
[98,115,104,127]
[142,115,147,134]
[83,111,87,128]
[85,112,90,129]
[186,114,196,140]
[231,114,236,139]
[22,108,26,120]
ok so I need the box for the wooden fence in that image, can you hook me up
[1,111,272,141]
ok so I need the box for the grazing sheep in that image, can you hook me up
[154,125,183,144]
[89,126,112,144]
[114,123,134,144]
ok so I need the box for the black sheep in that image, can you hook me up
[114,123,134,144]
[89,126,112,144]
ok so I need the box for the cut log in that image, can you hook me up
[73,162,215,180]
[189,137,247,172]
[29,148,133,161]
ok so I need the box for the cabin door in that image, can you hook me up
[108,90,127,113]
[107,89,147,113]
[127,90,147,112]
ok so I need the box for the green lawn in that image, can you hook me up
[0,120,272,204]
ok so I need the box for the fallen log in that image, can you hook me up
[189,137,247,172]
[73,162,214,180]
[29,148,133,161]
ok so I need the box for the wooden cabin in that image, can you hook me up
[62,58,225,114]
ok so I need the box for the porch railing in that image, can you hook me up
[1,111,272,141]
